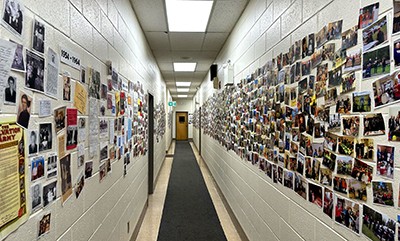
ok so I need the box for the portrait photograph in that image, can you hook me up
[2,0,24,36]
[31,156,45,181]
[16,91,32,129]
[28,130,38,155]
[25,50,44,92]
[54,106,66,133]
[10,39,25,71]
[4,75,17,105]
[31,183,42,211]
[60,154,72,203]
[63,73,71,101]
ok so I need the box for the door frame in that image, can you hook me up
[175,111,188,141]
[148,93,154,195]
[199,107,201,155]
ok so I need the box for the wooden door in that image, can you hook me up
[176,112,188,140]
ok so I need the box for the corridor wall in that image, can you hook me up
[194,0,398,240]
[0,0,169,240]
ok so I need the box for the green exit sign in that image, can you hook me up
[168,101,176,107]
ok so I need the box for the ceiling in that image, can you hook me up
[130,0,249,99]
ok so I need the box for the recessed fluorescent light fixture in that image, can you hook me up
[177,95,188,98]
[166,0,213,32]
[176,82,191,87]
[173,62,196,72]
[177,88,189,92]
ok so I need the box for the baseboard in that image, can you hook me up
[188,138,193,142]
[191,144,249,241]
[129,199,148,241]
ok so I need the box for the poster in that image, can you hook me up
[74,81,87,114]
[66,108,77,150]
[0,118,28,240]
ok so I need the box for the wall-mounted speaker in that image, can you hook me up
[210,64,217,81]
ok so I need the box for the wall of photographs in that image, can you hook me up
[0,0,169,241]
[193,0,400,240]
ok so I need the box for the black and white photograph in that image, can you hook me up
[25,49,45,92]
[362,16,387,52]
[4,75,16,104]
[46,153,57,178]
[39,123,52,152]
[89,68,101,99]
[395,38,400,68]
[32,19,45,54]
[307,33,315,56]
[10,40,25,71]
[42,181,56,207]
[63,72,71,101]
[362,205,395,241]
[376,144,394,179]
[352,91,371,112]
[2,0,24,36]
[46,47,59,98]
[394,0,400,34]
[74,171,84,199]
[28,130,38,155]
[363,113,385,136]
[31,183,42,211]
[388,106,400,141]
[100,141,108,161]
[77,143,84,167]
[85,161,93,179]
[373,71,400,108]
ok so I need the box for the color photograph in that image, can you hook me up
[373,71,400,108]
[363,45,390,79]
[362,205,395,241]
[376,145,394,179]
[362,16,387,52]
[372,181,394,207]
[334,195,360,234]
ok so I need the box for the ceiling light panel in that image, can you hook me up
[173,62,197,72]
[166,0,213,32]
[176,82,191,87]
[177,88,189,92]
[177,95,188,98]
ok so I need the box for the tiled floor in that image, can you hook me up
[134,141,242,241]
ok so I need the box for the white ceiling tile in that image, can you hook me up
[207,0,248,32]
[169,33,205,51]
[153,50,173,62]
[130,0,168,31]
[158,62,174,71]
[202,32,229,51]
[145,32,170,50]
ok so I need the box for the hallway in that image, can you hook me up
[135,141,243,241]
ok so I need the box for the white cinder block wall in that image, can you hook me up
[1,0,170,240]
[193,0,396,240]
